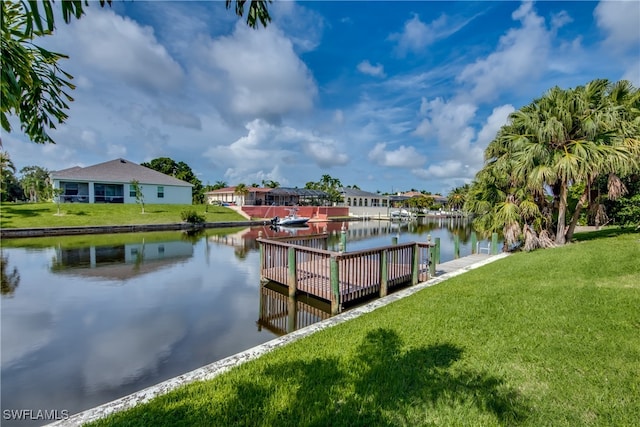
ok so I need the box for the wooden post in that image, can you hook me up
[435,237,441,265]
[257,285,264,332]
[322,226,328,250]
[471,231,477,254]
[491,232,499,255]
[453,235,460,259]
[258,236,265,277]
[392,236,398,245]
[287,295,297,333]
[287,247,297,298]
[380,250,388,297]
[330,257,340,315]
[340,223,347,252]
[411,243,419,285]
[429,244,436,277]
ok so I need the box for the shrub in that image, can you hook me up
[181,209,205,224]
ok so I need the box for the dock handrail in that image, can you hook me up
[258,236,435,314]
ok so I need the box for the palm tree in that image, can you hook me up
[0,151,16,200]
[212,180,227,190]
[234,183,249,206]
[473,79,639,247]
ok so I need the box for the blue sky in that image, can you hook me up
[3,0,639,195]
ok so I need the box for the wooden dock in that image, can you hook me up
[258,233,435,314]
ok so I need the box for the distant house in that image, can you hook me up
[339,188,388,208]
[50,158,193,204]
[205,187,269,206]
[205,187,329,206]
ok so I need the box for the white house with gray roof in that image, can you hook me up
[50,159,193,205]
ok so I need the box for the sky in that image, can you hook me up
[3,0,639,195]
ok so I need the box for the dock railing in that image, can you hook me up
[258,236,435,314]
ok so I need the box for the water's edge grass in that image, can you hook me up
[0,202,246,229]
[83,232,640,427]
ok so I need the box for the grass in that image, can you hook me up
[0,227,248,249]
[0,202,246,229]
[87,232,640,427]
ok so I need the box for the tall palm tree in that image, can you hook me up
[499,79,639,244]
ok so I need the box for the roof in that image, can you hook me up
[206,187,329,197]
[340,187,384,198]
[206,187,269,194]
[50,159,193,187]
[267,187,329,197]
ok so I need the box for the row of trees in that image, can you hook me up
[462,79,639,250]
[0,152,53,202]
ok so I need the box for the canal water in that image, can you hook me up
[1,217,486,425]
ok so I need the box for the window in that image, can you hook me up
[129,185,136,197]
[157,186,164,198]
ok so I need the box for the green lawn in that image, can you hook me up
[0,202,246,228]
[88,231,640,427]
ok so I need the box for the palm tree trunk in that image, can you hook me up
[555,182,568,245]
[566,187,589,242]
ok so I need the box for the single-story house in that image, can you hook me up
[205,187,271,206]
[50,158,193,204]
[339,188,389,208]
[205,187,329,206]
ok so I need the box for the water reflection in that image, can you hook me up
[257,283,332,336]
[0,250,20,296]
[1,218,489,425]
[50,239,194,281]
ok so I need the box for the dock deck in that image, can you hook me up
[258,233,497,314]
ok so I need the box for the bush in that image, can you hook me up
[181,209,205,224]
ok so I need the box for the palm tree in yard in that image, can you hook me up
[468,79,639,248]
[234,183,249,206]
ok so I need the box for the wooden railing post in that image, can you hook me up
[453,235,460,259]
[411,243,419,285]
[330,257,340,314]
[323,226,328,250]
[471,231,477,254]
[491,232,499,255]
[287,246,297,298]
[429,244,436,277]
[287,295,297,334]
[340,223,347,252]
[258,235,265,276]
[380,250,388,297]
[435,237,441,265]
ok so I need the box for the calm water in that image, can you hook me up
[1,217,486,426]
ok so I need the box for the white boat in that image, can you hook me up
[270,208,310,226]
[390,209,411,219]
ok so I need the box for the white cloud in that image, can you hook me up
[204,22,317,120]
[205,119,348,183]
[412,160,465,179]
[414,97,477,154]
[456,1,551,102]
[389,14,447,56]
[476,104,515,148]
[53,9,184,93]
[368,143,426,168]
[305,141,349,168]
[357,60,386,77]
[595,0,640,53]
